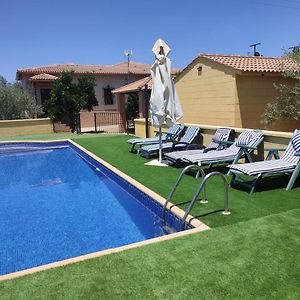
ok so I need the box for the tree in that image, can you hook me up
[263,51,300,126]
[0,77,41,120]
[44,71,97,129]
[125,93,139,121]
[77,75,98,111]
[0,75,7,86]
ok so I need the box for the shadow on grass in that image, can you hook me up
[231,174,300,193]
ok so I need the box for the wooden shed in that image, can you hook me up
[175,54,300,132]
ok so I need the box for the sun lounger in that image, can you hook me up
[127,124,183,152]
[139,126,201,159]
[228,129,300,193]
[180,129,264,169]
[165,127,234,164]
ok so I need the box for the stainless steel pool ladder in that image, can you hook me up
[162,166,231,230]
[162,165,207,226]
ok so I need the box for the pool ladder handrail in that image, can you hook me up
[180,171,231,230]
[162,165,207,226]
[162,166,231,230]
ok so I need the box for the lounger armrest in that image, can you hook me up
[162,138,176,144]
[186,144,205,150]
[166,133,178,140]
[217,140,234,147]
[238,145,257,150]
[171,141,190,151]
[203,147,217,153]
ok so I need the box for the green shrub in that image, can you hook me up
[0,78,41,120]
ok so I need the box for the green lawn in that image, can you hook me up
[0,133,299,299]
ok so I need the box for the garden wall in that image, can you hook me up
[134,118,295,160]
[0,118,53,137]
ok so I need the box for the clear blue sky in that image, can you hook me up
[1,0,299,82]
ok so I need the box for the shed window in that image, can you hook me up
[103,86,114,105]
[197,65,203,76]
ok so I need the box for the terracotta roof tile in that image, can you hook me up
[17,61,151,79]
[28,73,58,81]
[112,76,152,94]
[200,54,300,73]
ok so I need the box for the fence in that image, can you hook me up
[94,111,126,133]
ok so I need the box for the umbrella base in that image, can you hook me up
[144,159,169,167]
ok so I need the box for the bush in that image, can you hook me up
[263,51,300,126]
[0,78,41,120]
[44,71,97,129]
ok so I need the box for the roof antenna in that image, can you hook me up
[249,43,261,56]
[124,49,133,84]
[288,44,300,53]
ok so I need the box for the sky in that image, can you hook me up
[1,0,300,82]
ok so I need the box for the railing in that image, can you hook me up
[162,165,207,226]
[180,171,230,230]
[94,112,126,133]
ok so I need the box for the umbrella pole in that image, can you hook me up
[159,126,162,163]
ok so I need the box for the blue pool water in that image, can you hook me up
[0,142,188,275]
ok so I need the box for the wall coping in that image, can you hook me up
[0,118,52,124]
[134,118,294,138]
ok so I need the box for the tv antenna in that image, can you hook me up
[124,50,133,84]
[249,43,261,56]
[288,44,300,53]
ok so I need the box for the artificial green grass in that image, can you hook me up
[0,133,299,299]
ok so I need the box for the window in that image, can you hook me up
[103,86,114,105]
[40,89,52,106]
[197,65,203,76]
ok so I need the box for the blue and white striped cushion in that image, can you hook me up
[181,146,239,164]
[236,130,254,147]
[141,142,173,152]
[127,124,181,145]
[207,128,233,150]
[168,128,232,161]
[229,130,264,154]
[212,128,232,143]
[165,149,206,161]
[281,129,300,164]
[228,159,296,175]
[229,129,300,176]
[180,129,263,164]
[140,126,200,154]
[179,127,200,144]
[127,134,167,145]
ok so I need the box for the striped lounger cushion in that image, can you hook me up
[181,129,263,164]
[140,127,200,155]
[228,160,296,175]
[165,128,233,162]
[229,129,300,175]
[127,124,180,145]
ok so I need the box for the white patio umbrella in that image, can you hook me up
[146,38,183,166]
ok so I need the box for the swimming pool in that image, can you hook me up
[0,140,201,277]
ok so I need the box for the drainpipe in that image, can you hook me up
[144,84,149,138]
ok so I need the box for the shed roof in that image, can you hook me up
[186,54,300,74]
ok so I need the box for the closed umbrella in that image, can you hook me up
[146,38,183,166]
